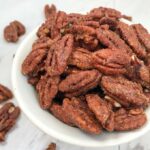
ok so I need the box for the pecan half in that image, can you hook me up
[63,98,102,134]
[92,48,131,75]
[50,103,74,126]
[68,47,93,69]
[4,20,25,42]
[44,4,57,20]
[36,75,60,109]
[0,84,13,103]
[117,22,146,59]
[96,28,132,54]
[46,34,73,76]
[132,24,150,53]
[114,108,147,131]
[0,103,20,141]
[101,76,149,107]
[86,94,114,131]
[59,69,102,98]
[127,55,150,88]
[22,48,47,75]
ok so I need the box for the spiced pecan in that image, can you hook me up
[22,48,47,75]
[86,94,114,131]
[59,69,102,98]
[0,103,20,141]
[68,47,93,69]
[46,143,56,150]
[63,98,102,134]
[4,20,25,42]
[46,34,73,76]
[0,84,13,103]
[92,48,131,75]
[101,76,149,107]
[114,108,147,131]
[50,103,74,126]
[132,24,150,53]
[89,7,131,20]
[127,55,150,88]
[28,76,40,86]
[117,22,146,59]
[96,28,132,54]
[44,4,57,20]
[36,75,60,109]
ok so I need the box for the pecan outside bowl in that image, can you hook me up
[11,22,150,149]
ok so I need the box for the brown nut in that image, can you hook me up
[0,103,20,141]
[36,75,60,109]
[101,76,149,107]
[92,48,131,75]
[59,69,102,98]
[114,108,147,131]
[0,84,13,103]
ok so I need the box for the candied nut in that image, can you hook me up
[0,84,13,103]
[59,69,102,97]
[46,143,56,150]
[63,98,102,134]
[68,47,93,69]
[11,21,25,36]
[89,7,131,20]
[36,75,60,109]
[44,4,57,20]
[127,55,150,88]
[114,108,147,131]
[92,48,131,75]
[22,49,47,75]
[46,34,73,76]
[86,94,114,131]
[132,24,150,53]
[117,22,146,59]
[4,20,25,42]
[63,67,81,76]
[101,76,149,107]
[0,103,20,141]
[50,103,74,126]
[96,28,132,54]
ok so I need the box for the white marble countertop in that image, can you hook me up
[0,0,150,150]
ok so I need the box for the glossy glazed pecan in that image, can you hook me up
[114,108,147,131]
[0,103,20,141]
[0,84,13,103]
[92,48,131,75]
[46,34,73,76]
[86,94,114,131]
[68,47,93,69]
[36,75,60,109]
[63,98,102,134]
[59,69,102,97]
[101,76,149,107]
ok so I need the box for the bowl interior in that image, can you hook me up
[12,2,150,148]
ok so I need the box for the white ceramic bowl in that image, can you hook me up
[11,5,150,148]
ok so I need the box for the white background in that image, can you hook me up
[0,0,150,150]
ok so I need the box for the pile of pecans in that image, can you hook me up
[22,4,150,134]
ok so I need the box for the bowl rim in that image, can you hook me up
[11,26,150,148]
